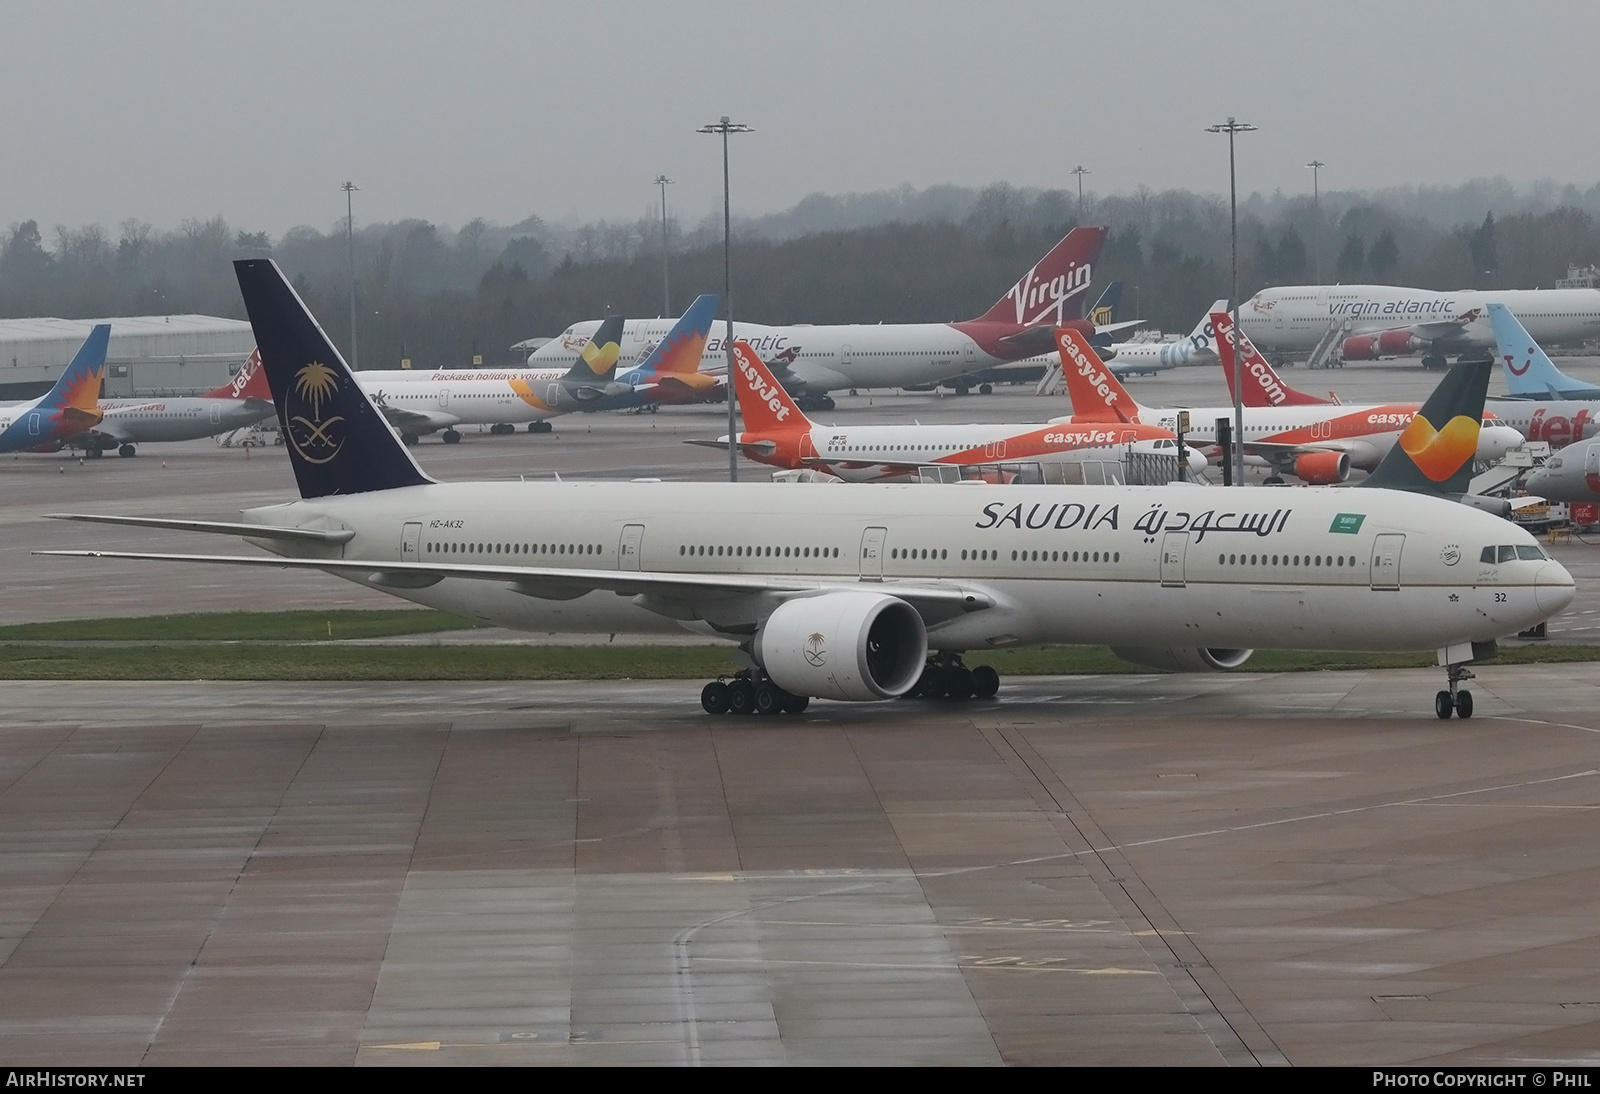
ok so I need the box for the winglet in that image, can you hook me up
[731,341,811,434]
[1055,327,1138,424]
[234,259,434,498]
[1212,311,1332,407]
[1359,361,1491,495]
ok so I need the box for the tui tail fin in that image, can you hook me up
[1489,302,1595,399]
[1359,361,1491,495]
[234,259,434,498]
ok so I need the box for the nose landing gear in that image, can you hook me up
[1435,663,1475,719]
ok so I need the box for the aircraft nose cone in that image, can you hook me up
[1536,561,1577,616]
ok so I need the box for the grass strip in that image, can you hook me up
[0,609,486,642]
[0,642,1594,681]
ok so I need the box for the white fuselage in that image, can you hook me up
[1242,286,1600,352]
[91,397,274,444]
[246,479,1570,652]
[1483,398,1600,449]
[355,369,572,427]
[1523,442,1600,502]
[529,319,993,392]
[1132,402,1524,471]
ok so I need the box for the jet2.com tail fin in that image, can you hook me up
[1489,302,1595,399]
[1360,361,1491,495]
[1055,328,1139,424]
[1212,310,1332,407]
[564,315,626,382]
[971,226,1107,326]
[201,348,272,401]
[234,259,434,499]
[731,341,812,434]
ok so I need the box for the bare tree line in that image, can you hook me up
[3,177,1600,369]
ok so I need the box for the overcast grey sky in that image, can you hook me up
[3,1,1595,237]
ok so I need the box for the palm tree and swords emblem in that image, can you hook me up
[287,361,346,464]
[804,631,827,666]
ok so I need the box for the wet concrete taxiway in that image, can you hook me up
[5,669,1600,1066]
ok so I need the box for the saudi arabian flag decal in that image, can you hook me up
[1329,513,1366,534]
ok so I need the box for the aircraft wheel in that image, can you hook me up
[727,679,755,716]
[781,692,809,714]
[754,682,785,716]
[821,395,836,411]
[953,383,970,396]
[849,389,859,397]
[401,433,419,446]
[971,665,1000,699]
[442,430,462,445]
[1435,690,1454,720]
[1264,475,1285,486]
[944,666,974,701]
[118,444,136,458]
[1455,690,1473,719]
[979,384,993,395]
[701,681,730,715]
[916,665,945,700]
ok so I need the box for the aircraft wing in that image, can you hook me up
[1234,437,1384,467]
[35,547,994,624]
[684,438,779,456]
[1094,320,1146,337]
[374,404,459,431]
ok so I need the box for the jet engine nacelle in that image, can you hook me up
[1342,335,1380,360]
[1293,450,1351,485]
[757,591,928,701]
[1109,646,1254,673]
[1377,330,1426,356]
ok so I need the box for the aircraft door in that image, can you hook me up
[965,342,977,364]
[401,522,422,560]
[27,412,40,436]
[859,527,887,580]
[438,389,449,407]
[1584,441,1600,481]
[546,383,561,407]
[1159,532,1188,587]
[619,524,644,571]
[841,344,853,367]
[210,402,222,425]
[1370,533,1404,590]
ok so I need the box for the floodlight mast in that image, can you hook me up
[1306,160,1325,285]
[1206,117,1258,488]
[697,117,754,483]
[653,175,674,316]
[341,181,360,369]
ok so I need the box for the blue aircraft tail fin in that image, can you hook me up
[626,294,720,384]
[1490,302,1597,399]
[233,259,434,498]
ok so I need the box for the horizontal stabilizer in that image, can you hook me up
[45,513,356,544]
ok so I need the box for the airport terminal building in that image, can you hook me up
[0,315,255,399]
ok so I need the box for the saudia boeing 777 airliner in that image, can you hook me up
[41,261,1574,722]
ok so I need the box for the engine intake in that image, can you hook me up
[1109,647,1254,672]
[757,592,928,701]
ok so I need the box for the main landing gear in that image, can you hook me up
[1435,663,1475,720]
[901,655,1001,702]
[528,420,553,433]
[441,429,462,445]
[701,670,810,717]
[490,423,516,435]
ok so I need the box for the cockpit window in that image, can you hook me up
[1498,545,1518,563]
[1517,545,1547,561]
[1483,544,1549,563]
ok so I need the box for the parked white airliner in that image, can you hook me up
[1240,284,1600,366]
[527,227,1122,409]
[41,261,1575,723]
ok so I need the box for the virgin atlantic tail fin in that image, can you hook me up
[1360,361,1490,495]
[234,259,433,498]
[1212,310,1333,407]
[1055,328,1139,424]
[970,226,1107,326]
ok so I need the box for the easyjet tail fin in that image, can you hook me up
[1212,310,1332,407]
[1055,328,1139,424]
[971,226,1107,326]
[234,259,434,498]
[731,341,812,434]
[1360,361,1490,495]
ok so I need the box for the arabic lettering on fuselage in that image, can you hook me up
[1132,504,1292,543]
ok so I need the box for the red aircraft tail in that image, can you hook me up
[1055,328,1139,424]
[731,341,811,435]
[1211,311,1332,407]
[201,348,272,400]
[970,226,1107,326]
